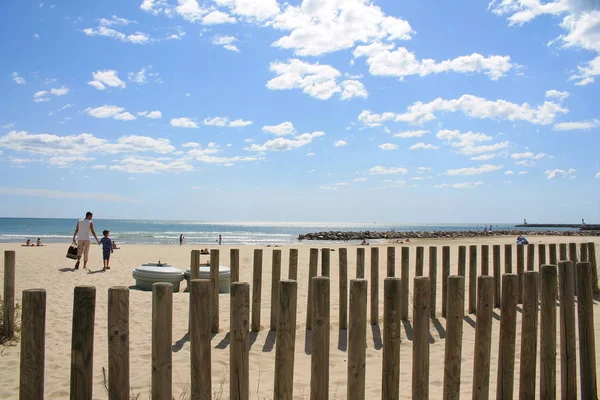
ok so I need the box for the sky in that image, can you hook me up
[0,0,599,223]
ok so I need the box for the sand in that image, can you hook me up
[0,235,599,399]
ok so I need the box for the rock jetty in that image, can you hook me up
[298,229,600,241]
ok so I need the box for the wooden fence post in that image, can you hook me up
[472,276,494,400]
[415,246,424,276]
[442,246,450,319]
[504,244,512,273]
[526,244,535,272]
[558,260,577,400]
[517,244,524,304]
[348,279,367,400]
[412,277,430,400]
[443,276,464,400]
[496,274,517,400]
[370,247,379,325]
[311,277,330,400]
[306,248,318,330]
[274,280,298,400]
[210,249,220,333]
[576,262,598,399]
[468,245,477,314]
[540,264,557,400]
[70,286,96,400]
[382,278,401,400]
[519,271,539,400]
[580,243,588,261]
[252,249,263,332]
[108,287,129,400]
[568,243,578,296]
[357,248,365,278]
[493,245,501,308]
[152,283,172,400]
[481,245,489,275]
[3,250,15,339]
[190,280,211,400]
[539,244,546,266]
[230,249,240,283]
[429,246,438,318]
[230,282,250,400]
[339,248,348,330]
[549,243,557,266]
[387,246,395,277]
[289,249,298,280]
[559,243,567,261]
[19,289,46,400]
[191,249,200,280]
[321,248,330,277]
[458,246,466,277]
[270,249,282,331]
[400,247,409,321]
[588,242,599,295]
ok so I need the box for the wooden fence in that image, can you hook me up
[4,242,600,399]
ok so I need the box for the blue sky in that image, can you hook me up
[0,0,599,223]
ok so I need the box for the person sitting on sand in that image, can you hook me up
[36,238,44,246]
[22,239,34,247]
[112,242,120,249]
[360,239,369,245]
[516,235,529,245]
[200,248,209,255]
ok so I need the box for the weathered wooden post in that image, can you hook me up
[190,280,211,400]
[559,243,567,261]
[575,262,598,399]
[415,246,424,276]
[429,246,438,318]
[387,246,395,277]
[108,287,129,400]
[443,276,464,400]
[270,249,282,331]
[70,286,96,400]
[356,248,365,278]
[538,244,546,266]
[519,272,539,400]
[210,249,220,333]
[348,279,367,400]
[517,244,524,304]
[190,249,200,280]
[339,248,348,330]
[230,249,240,283]
[231,282,250,400]
[481,245,489,275]
[580,242,588,262]
[458,245,466,277]
[400,247,409,321]
[558,260,577,400]
[19,289,46,400]
[321,248,330,277]
[588,242,599,295]
[468,245,477,314]
[3,250,15,339]
[504,244,512,273]
[540,264,557,400]
[288,249,298,280]
[493,245,501,308]
[306,248,318,330]
[496,274,517,400]
[370,247,379,325]
[413,277,430,400]
[472,276,494,400]
[568,243,578,295]
[252,249,263,332]
[274,280,298,400]
[526,244,535,272]
[152,283,172,400]
[442,246,450,319]
[382,278,401,400]
[549,243,557,266]
[311,277,330,400]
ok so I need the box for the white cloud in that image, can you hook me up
[2,123,15,129]
[369,166,408,175]
[545,168,576,179]
[505,170,515,175]
[446,164,503,176]
[82,26,150,44]
[85,105,137,121]
[50,87,69,96]
[33,91,47,99]
[393,130,429,138]
[434,181,484,189]
[0,186,137,203]
[340,80,368,100]
[334,140,347,147]
[138,110,162,119]
[99,15,136,26]
[354,177,368,182]
[182,142,200,148]
[202,10,236,24]
[379,143,397,150]
[511,152,550,159]
[88,70,126,90]
[596,172,600,179]
[262,122,296,136]
[518,171,529,175]
[203,116,252,127]
[175,0,209,22]
[170,117,199,128]
[128,66,151,84]
[110,156,193,174]
[553,119,600,131]
[33,87,69,102]
[114,112,137,121]
[545,89,570,101]
[353,42,514,80]
[570,55,600,86]
[11,72,25,84]
[212,35,240,52]
[247,131,325,152]
[141,0,174,16]
[188,142,263,165]
[214,0,280,21]
[33,34,40,40]
[458,142,510,155]
[471,154,496,161]
[48,156,95,167]
[515,160,536,167]
[358,110,396,127]
[409,143,439,150]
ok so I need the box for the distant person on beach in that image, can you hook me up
[517,235,529,245]
[36,238,43,246]
[72,211,100,269]
[22,239,34,247]
[180,234,184,245]
[100,230,114,271]
[218,234,222,245]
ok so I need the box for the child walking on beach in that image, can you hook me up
[100,230,114,271]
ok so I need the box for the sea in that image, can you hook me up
[0,218,569,245]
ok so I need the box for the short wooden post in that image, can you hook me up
[210,249,220,333]
[517,244,524,304]
[356,247,365,278]
[558,260,577,400]
[270,249,282,330]
[3,250,15,338]
[443,276,465,400]
[468,245,477,314]
[559,243,567,261]
[549,243,557,266]
[429,246,438,318]
[108,287,129,400]
[190,249,200,280]
[415,246,424,276]
[538,244,546,266]
[387,246,395,277]
[230,249,240,283]
[339,248,348,330]
[288,249,298,280]
[310,277,330,400]
[252,249,263,332]
[496,274,518,400]
[70,286,96,400]
[526,244,535,272]
[540,264,557,400]
[580,242,588,261]
[152,283,172,400]
[481,245,489,275]
[348,279,367,400]
[588,242,599,295]
[321,248,330,277]
[504,244,512,273]
[519,271,539,400]
[230,282,250,400]
[274,280,298,400]
[493,245,501,308]
[576,262,598,399]
[442,246,450,319]
[306,248,318,330]
[458,246,466,277]
[568,243,578,295]
[400,247,409,321]
[382,278,401,400]
[472,276,494,400]
[190,280,211,400]
[370,247,379,325]
[412,277,430,400]
[19,289,46,400]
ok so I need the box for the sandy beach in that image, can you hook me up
[0,235,598,399]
